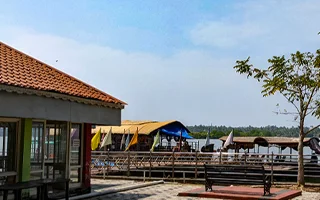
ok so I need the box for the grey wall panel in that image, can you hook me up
[0,91,121,125]
[70,101,121,125]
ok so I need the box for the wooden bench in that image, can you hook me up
[0,180,42,200]
[37,178,70,200]
[204,164,271,196]
[0,178,69,200]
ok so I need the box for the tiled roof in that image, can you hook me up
[0,41,126,106]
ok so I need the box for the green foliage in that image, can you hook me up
[234,50,320,137]
[187,125,320,139]
[189,129,227,139]
[234,45,320,186]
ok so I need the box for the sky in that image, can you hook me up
[0,0,319,127]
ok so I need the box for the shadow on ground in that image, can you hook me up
[87,192,152,200]
[92,184,121,190]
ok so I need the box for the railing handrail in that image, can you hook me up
[92,151,318,157]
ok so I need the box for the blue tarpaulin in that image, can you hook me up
[160,123,193,139]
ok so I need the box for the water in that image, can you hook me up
[0,136,313,156]
[187,139,313,155]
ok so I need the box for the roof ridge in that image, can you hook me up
[0,41,127,105]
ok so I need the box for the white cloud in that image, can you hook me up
[190,0,320,55]
[191,21,265,48]
[185,0,320,127]
[0,26,280,127]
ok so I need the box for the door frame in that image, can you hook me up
[30,120,46,179]
[0,117,20,182]
[69,122,84,188]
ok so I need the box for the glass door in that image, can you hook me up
[30,122,45,180]
[45,121,68,179]
[69,124,82,185]
[0,120,18,184]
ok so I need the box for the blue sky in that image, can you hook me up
[1,0,233,54]
[0,0,320,127]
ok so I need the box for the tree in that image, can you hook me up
[234,49,320,186]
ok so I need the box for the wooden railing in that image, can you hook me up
[91,151,320,184]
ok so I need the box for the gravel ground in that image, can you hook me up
[88,179,320,200]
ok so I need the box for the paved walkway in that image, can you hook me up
[88,179,320,200]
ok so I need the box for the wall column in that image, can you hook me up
[82,123,92,193]
[19,118,32,182]
[18,118,32,198]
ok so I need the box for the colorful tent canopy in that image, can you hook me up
[92,120,193,139]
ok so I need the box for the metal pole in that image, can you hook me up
[219,151,222,164]
[179,130,182,152]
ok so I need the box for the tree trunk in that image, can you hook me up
[297,134,305,186]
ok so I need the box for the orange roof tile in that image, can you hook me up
[0,41,126,106]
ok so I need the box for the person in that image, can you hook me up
[173,143,180,152]
[184,141,191,152]
[311,153,318,164]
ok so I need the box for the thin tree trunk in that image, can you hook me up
[297,134,305,186]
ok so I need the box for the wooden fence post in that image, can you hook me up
[102,165,105,180]
[127,151,130,177]
[195,151,198,178]
[149,151,152,179]
[271,152,274,184]
[244,151,247,165]
[107,149,110,177]
[172,151,175,181]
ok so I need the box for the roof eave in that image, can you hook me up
[0,84,124,109]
